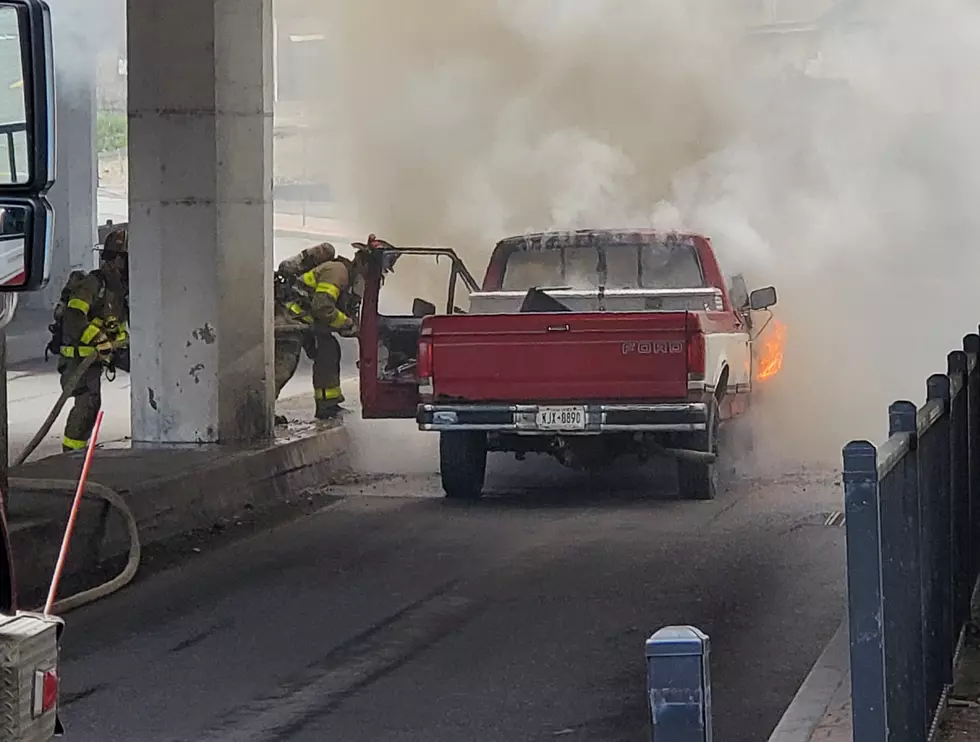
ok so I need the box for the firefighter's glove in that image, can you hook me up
[95,337,113,358]
[337,319,359,339]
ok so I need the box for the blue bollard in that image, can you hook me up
[646,625,713,742]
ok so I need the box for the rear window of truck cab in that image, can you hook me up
[499,232,705,291]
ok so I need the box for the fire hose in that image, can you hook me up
[11,321,346,614]
[11,343,141,615]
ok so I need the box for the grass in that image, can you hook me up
[97,110,127,154]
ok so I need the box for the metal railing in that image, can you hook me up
[843,332,980,742]
[0,121,27,184]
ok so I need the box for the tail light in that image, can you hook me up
[686,312,705,382]
[33,668,59,717]
[418,336,433,400]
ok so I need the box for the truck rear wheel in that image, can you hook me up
[677,404,719,501]
[440,432,487,500]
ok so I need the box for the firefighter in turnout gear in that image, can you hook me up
[274,242,360,421]
[54,228,130,452]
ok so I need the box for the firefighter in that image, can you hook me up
[273,242,335,404]
[273,242,362,421]
[56,228,129,452]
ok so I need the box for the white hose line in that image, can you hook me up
[12,477,141,615]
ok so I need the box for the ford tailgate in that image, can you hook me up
[424,311,692,403]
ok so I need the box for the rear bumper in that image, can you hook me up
[416,402,708,433]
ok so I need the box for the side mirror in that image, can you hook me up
[0,0,56,293]
[412,298,437,318]
[728,273,749,310]
[749,286,777,311]
[0,198,50,288]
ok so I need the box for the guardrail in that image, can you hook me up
[843,333,980,742]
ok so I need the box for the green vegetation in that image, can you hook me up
[97,110,128,154]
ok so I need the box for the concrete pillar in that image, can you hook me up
[127,0,274,444]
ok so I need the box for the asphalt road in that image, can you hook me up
[56,428,846,742]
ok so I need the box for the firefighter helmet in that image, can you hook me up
[103,227,128,255]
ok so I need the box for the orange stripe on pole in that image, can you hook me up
[45,408,105,615]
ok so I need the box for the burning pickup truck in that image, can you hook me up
[355,229,782,501]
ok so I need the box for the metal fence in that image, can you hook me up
[843,333,980,742]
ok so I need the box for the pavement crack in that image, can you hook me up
[170,620,233,654]
[61,682,110,708]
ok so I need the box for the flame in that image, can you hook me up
[756,319,787,382]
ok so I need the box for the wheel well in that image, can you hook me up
[715,366,730,402]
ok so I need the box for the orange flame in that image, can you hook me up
[756,320,786,382]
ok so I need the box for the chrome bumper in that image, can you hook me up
[417,402,708,433]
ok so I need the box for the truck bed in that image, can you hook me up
[424,311,693,403]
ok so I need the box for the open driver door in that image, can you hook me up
[355,236,480,419]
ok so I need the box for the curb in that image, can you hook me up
[8,425,352,605]
[767,620,852,742]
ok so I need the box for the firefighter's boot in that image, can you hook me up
[315,399,342,420]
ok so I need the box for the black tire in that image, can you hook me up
[440,432,487,500]
[677,403,720,501]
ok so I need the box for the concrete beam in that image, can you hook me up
[127,0,274,443]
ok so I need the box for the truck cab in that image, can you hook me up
[355,230,779,501]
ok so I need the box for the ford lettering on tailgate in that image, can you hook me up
[621,341,684,355]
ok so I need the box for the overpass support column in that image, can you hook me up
[127,0,274,443]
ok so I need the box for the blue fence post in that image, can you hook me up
[963,333,980,582]
[843,439,886,742]
[926,373,955,688]
[645,626,712,742]
[948,351,971,637]
[883,401,926,740]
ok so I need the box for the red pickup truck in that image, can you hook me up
[356,230,779,501]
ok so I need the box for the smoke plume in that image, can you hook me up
[303,0,980,462]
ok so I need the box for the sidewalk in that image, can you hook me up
[768,617,980,742]
[3,353,362,608]
[767,621,851,742]
[938,617,980,740]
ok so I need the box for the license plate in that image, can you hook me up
[536,406,586,430]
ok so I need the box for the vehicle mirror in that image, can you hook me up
[0,197,51,290]
[0,1,55,193]
[412,297,436,318]
[729,273,749,309]
[749,286,777,311]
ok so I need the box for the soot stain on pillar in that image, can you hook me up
[192,323,217,345]
[235,387,269,441]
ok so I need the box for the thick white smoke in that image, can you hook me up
[305,0,980,462]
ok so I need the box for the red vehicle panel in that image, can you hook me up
[423,311,692,403]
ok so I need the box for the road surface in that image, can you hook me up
[56,433,846,742]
